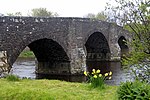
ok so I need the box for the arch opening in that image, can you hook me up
[12,38,70,79]
[28,38,70,77]
[11,47,36,79]
[85,32,111,74]
[118,36,129,57]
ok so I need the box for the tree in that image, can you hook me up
[7,12,22,16]
[106,0,150,82]
[84,13,96,19]
[29,8,58,17]
[84,11,107,21]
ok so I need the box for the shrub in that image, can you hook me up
[6,74,20,81]
[84,69,112,89]
[117,80,150,100]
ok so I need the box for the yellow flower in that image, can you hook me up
[84,71,88,76]
[93,75,97,78]
[108,77,112,80]
[109,71,112,76]
[96,69,100,73]
[99,74,102,77]
[105,73,108,77]
[92,69,96,74]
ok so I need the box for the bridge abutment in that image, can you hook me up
[0,51,9,75]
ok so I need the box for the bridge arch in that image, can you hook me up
[28,38,69,63]
[118,36,129,57]
[12,37,71,76]
[85,32,111,74]
[8,29,70,66]
[108,24,131,60]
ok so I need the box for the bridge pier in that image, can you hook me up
[34,47,87,76]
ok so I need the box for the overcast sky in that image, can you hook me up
[0,0,110,17]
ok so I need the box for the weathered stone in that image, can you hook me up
[0,51,9,75]
[0,16,131,75]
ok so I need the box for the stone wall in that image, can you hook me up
[0,51,9,74]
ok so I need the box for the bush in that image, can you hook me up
[6,74,20,81]
[84,69,112,89]
[117,80,150,100]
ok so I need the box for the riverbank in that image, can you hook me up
[19,50,35,58]
[0,79,117,100]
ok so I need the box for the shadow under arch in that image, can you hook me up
[118,36,129,57]
[11,38,71,80]
[85,32,111,74]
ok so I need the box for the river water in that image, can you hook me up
[11,58,36,79]
[11,58,133,85]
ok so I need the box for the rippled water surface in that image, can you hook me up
[11,58,132,85]
[11,58,36,79]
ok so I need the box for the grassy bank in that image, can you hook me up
[19,51,35,58]
[0,79,117,100]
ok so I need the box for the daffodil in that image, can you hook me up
[93,75,97,78]
[99,74,102,77]
[96,69,100,73]
[92,69,96,74]
[105,73,108,77]
[84,71,88,76]
[109,71,112,76]
[108,77,112,80]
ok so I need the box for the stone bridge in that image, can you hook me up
[0,16,131,76]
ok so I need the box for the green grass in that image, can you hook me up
[0,79,117,100]
[19,51,35,58]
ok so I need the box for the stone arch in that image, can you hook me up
[108,24,131,60]
[28,38,70,63]
[84,29,109,47]
[8,31,69,67]
[118,36,129,57]
[85,32,111,74]
[27,38,71,75]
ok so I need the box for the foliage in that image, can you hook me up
[7,12,22,16]
[5,74,20,81]
[29,8,59,17]
[106,0,150,82]
[0,79,117,100]
[19,50,35,58]
[84,69,112,89]
[84,11,107,21]
[117,80,150,100]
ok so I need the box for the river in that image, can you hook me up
[11,58,133,85]
[11,58,36,79]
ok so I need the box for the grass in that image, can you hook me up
[19,50,35,58]
[0,79,118,100]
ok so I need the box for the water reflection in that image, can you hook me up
[36,74,86,82]
[87,61,111,74]
[11,58,132,85]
